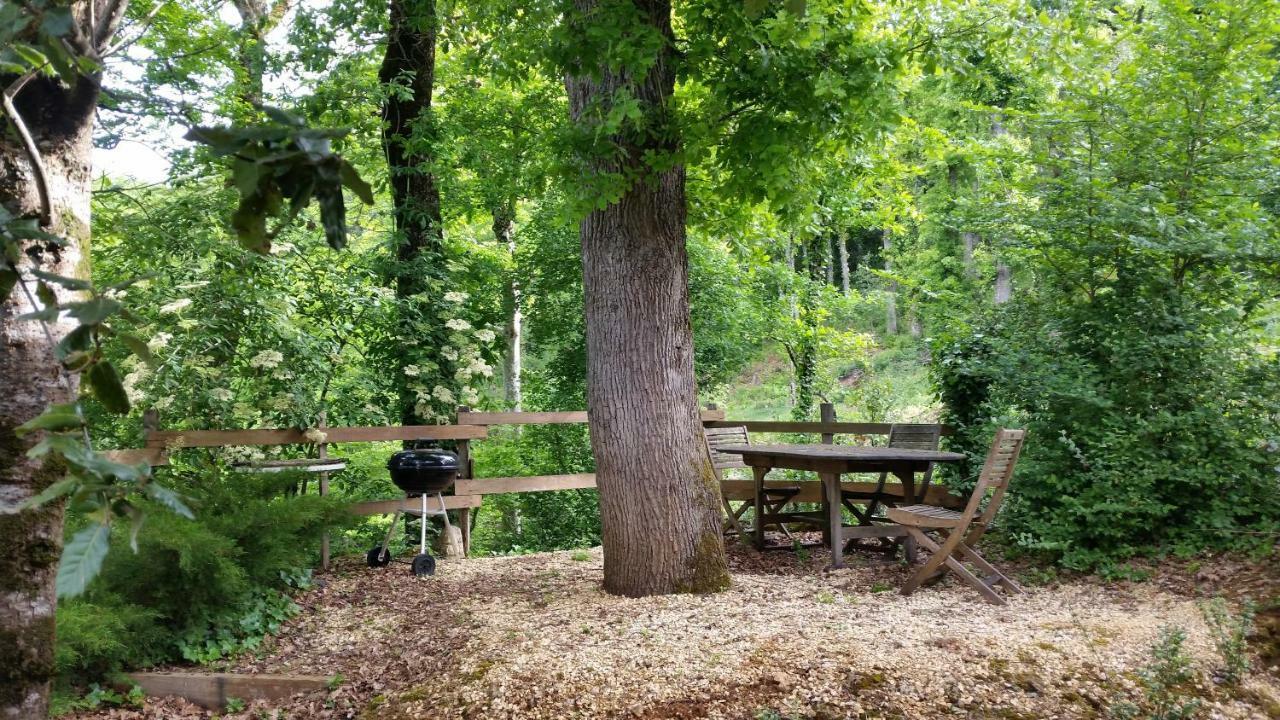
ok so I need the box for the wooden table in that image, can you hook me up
[715,444,965,569]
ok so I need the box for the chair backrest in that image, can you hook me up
[887,424,941,451]
[957,428,1026,543]
[703,426,750,473]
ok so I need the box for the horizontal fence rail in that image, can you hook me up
[703,420,954,436]
[457,408,728,426]
[145,424,486,448]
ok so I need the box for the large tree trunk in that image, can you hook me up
[565,0,728,598]
[380,0,445,425]
[1,69,99,718]
[495,205,522,411]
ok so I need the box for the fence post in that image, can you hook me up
[454,406,472,557]
[820,402,836,445]
[317,411,330,572]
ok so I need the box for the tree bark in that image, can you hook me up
[494,205,522,411]
[962,231,978,277]
[1,64,100,720]
[380,0,446,425]
[565,0,728,597]
[995,262,1012,304]
[837,229,850,294]
[882,230,898,335]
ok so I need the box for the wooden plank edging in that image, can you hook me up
[126,672,327,709]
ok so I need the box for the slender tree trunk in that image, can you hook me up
[380,0,445,425]
[882,230,898,335]
[1,67,99,720]
[494,204,521,411]
[565,0,728,598]
[783,236,797,405]
[837,229,850,294]
[995,263,1012,304]
[990,115,1012,305]
[825,235,835,286]
[962,231,978,276]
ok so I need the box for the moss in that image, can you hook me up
[0,615,57,708]
[675,530,731,594]
[0,505,61,598]
[844,670,887,693]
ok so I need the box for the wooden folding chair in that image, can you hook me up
[886,428,1026,605]
[703,426,800,541]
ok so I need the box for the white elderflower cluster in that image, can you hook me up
[159,298,192,314]
[249,349,284,369]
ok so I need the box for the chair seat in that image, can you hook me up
[887,504,963,528]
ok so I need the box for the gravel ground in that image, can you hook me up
[76,539,1279,720]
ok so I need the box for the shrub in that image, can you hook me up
[1199,597,1255,686]
[55,461,353,687]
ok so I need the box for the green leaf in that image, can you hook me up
[39,7,74,36]
[56,323,93,360]
[744,0,768,19]
[31,269,91,290]
[784,0,806,16]
[261,105,305,126]
[118,333,155,367]
[86,361,131,414]
[339,161,374,205]
[67,297,122,325]
[56,522,112,598]
[11,43,47,69]
[16,404,84,436]
[144,482,194,519]
[233,158,261,197]
[19,475,79,510]
[0,268,15,301]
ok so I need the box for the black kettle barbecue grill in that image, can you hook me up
[366,448,458,576]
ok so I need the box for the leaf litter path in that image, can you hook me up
[82,542,1279,719]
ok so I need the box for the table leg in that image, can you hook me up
[752,465,768,550]
[823,472,844,569]
[892,467,919,505]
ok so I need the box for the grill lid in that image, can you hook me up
[387,449,459,471]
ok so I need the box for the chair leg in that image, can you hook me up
[955,543,1024,594]
[721,496,742,535]
[900,526,963,595]
[764,499,796,542]
[942,555,1006,605]
[908,529,1015,605]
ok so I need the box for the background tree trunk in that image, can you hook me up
[838,229,850,294]
[0,71,98,719]
[494,205,522,412]
[565,0,728,598]
[995,262,1012,304]
[380,0,445,425]
[882,230,898,335]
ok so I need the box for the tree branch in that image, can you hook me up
[2,71,53,227]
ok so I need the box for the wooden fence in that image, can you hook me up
[103,405,953,566]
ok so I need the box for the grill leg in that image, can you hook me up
[420,493,428,554]
[381,507,403,555]
[438,493,451,529]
